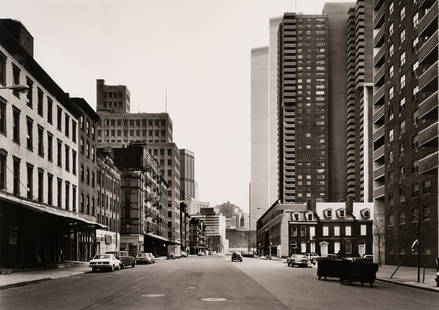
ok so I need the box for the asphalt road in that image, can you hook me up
[1,256,439,310]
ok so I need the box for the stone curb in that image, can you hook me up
[0,277,52,290]
[377,278,439,293]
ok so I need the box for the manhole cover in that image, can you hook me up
[201,298,227,302]
[142,294,165,298]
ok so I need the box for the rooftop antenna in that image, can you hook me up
[165,88,168,113]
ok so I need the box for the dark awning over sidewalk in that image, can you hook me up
[0,193,107,229]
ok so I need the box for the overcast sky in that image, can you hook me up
[1,0,354,212]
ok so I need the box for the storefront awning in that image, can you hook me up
[0,192,107,229]
[144,232,170,243]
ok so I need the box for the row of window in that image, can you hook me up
[0,153,77,210]
[98,129,166,138]
[101,118,167,128]
[388,206,432,226]
[290,224,368,237]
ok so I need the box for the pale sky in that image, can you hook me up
[1,0,354,212]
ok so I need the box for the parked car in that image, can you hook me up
[362,254,374,262]
[287,254,310,267]
[106,251,136,268]
[89,254,121,272]
[136,253,150,264]
[305,253,320,264]
[197,251,206,256]
[181,251,188,257]
[145,253,155,263]
[231,252,243,262]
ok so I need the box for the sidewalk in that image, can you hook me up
[0,261,90,290]
[376,264,439,293]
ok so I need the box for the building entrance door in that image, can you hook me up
[320,241,328,257]
[358,242,366,257]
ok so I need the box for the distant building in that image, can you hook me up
[226,229,257,252]
[179,149,195,201]
[112,143,169,256]
[192,208,226,253]
[96,79,130,113]
[250,46,270,231]
[184,199,210,216]
[256,201,373,258]
[95,149,121,254]
[216,201,247,229]
[189,217,206,255]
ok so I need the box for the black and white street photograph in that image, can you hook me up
[1,0,439,309]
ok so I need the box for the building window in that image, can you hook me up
[0,98,5,135]
[47,173,53,205]
[57,139,62,167]
[423,179,431,194]
[389,44,394,57]
[26,117,33,151]
[65,145,70,172]
[37,126,44,157]
[412,183,420,197]
[37,168,43,202]
[334,226,340,236]
[37,88,43,116]
[400,188,406,202]
[26,77,33,108]
[400,52,406,66]
[47,97,53,124]
[388,214,394,227]
[423,206,431,221]
[80,165,84,182]
[400,6,405,20]
[26,163,33,199]
[57,178,62,208]
[0,52,5,86]
[47,132,53,162]
[400,120,405,135]
[72,185,77,212]
[399,212,406,225]
[345,226,351,236]
[86,142,89,158]
[400,29,405,43]
[323,226,329,236]
[389,129,394,142]
[389,65,394,78]
[412,208,419,223]
[65,181,70,210]
[72,120,77,143]
[360,224,367,236]
[345,241,352,255]
[86,168,90,185]
[389,87,394,100]
[57,106,62,131]
[400,75,405,89]
[12,64,20,97]
[389,2,393,14]
[65,114,69,138]
[413,12,419,28]
[0,151,5,189]
[80,138,84,154]
[13,107,20,144]
[300,226,306,237]
[389,23,393,36]
[72,150,77,175]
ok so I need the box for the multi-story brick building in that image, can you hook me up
[277,13,329,203]
[112,142,169,256]
[0,20,102,267]
[345,0,374,203]
[70,97,99,261]
[189,217,206,255]
[95,149,121,254]
[373,0,439,267]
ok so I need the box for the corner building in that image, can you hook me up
[373,0,439,267]
[277,13,329,203]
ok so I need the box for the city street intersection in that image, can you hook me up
[1,256,438,310]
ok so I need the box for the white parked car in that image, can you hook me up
[89,254,121,272]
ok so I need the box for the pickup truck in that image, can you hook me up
[106,251,136,269]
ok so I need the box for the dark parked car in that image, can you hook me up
[231,252,243,262]
[106,251,136,268]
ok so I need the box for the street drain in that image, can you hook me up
[141,294,165,298]
[201,298,227,302]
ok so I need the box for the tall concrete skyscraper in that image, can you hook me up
[277,13,329,203]
[179,148,195,201]
[345,0,373,203]
[250,47,269,231]
[322,2,355,202]
[269,17,283,205]
[373,0,439,267]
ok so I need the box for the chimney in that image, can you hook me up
[346,197,353,216]
[306,198,316,213]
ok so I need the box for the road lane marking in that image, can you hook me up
[201,298,227,302]
[141,294,165,298]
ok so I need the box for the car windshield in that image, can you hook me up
[94,254,111,259]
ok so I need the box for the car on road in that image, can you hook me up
[181,251,188,257]
[287,254,310,267]
[197,251,207,256]
[362,254,373,262]
[136,253,150,264]
[231,252,243,262]
[145,253,155,263]
[106,251,136,268]
[305,253,320,264]
[89,254,121,272]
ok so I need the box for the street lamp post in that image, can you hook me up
[0,84,29,93]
